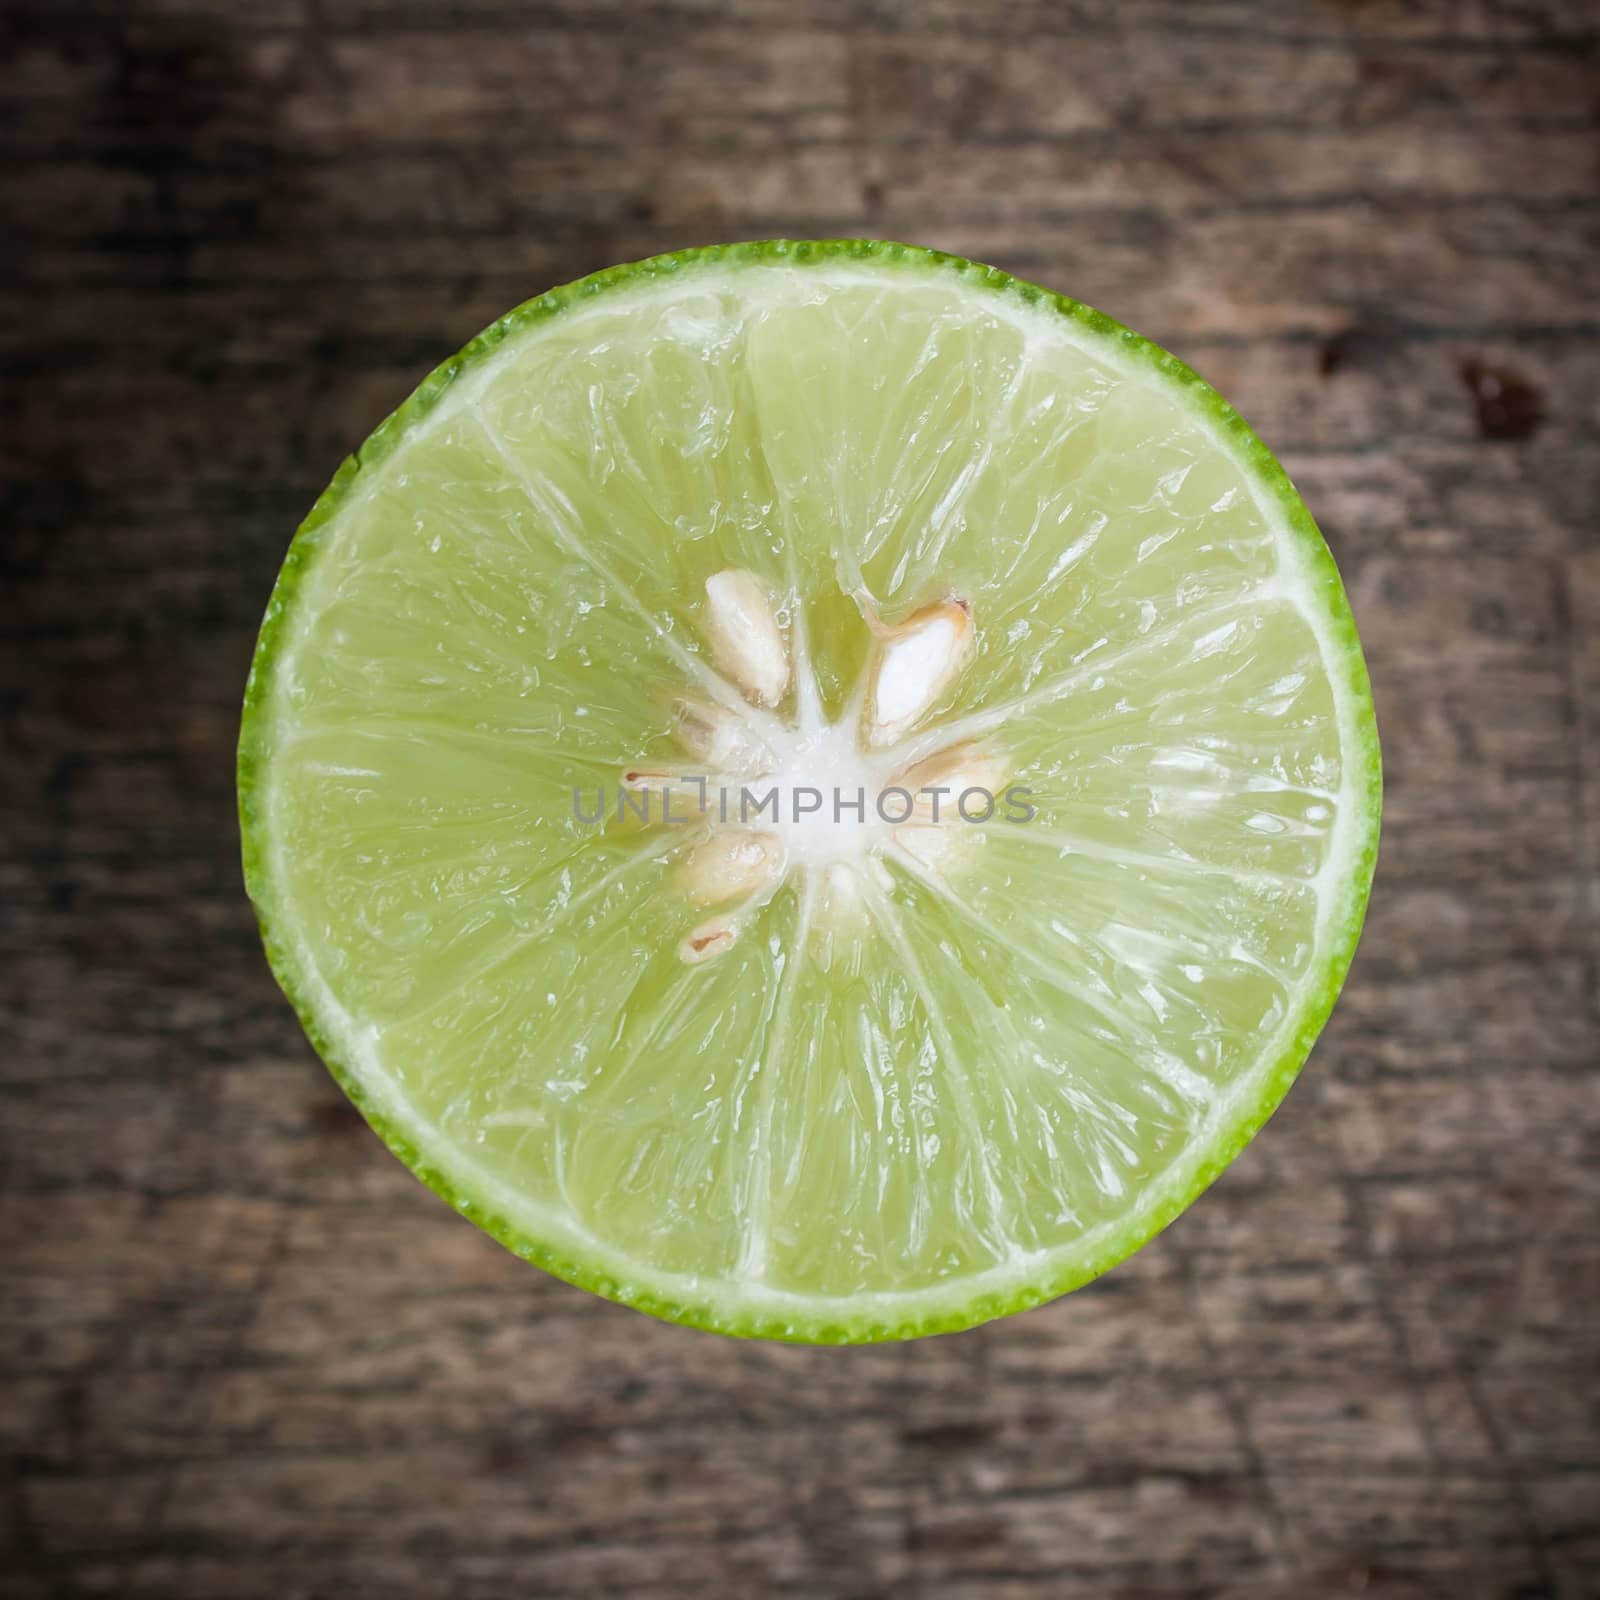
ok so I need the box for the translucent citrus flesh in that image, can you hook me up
[245,247,1378,1337]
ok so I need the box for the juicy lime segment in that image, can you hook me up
[241,241,1379,1340]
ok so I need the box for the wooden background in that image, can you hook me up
[4,1,1598,1595]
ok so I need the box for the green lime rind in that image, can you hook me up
[238,238,1381,1344]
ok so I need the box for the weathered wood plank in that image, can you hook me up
[4,0,1597,1596]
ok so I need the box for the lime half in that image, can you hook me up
[240,241,1380,1341]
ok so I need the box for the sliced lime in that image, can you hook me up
[241,241,1380,1341]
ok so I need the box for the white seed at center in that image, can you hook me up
[683,830,785,906]
[890,743,1009,823]
[864,597,973,748]
[703,570,790,708]
[673,699,771,776]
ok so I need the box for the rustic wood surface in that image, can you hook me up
[4,1,1598,1596]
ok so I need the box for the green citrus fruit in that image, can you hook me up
[240,240,1380,1341]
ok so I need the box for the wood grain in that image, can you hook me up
[3,1,1598,1595]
